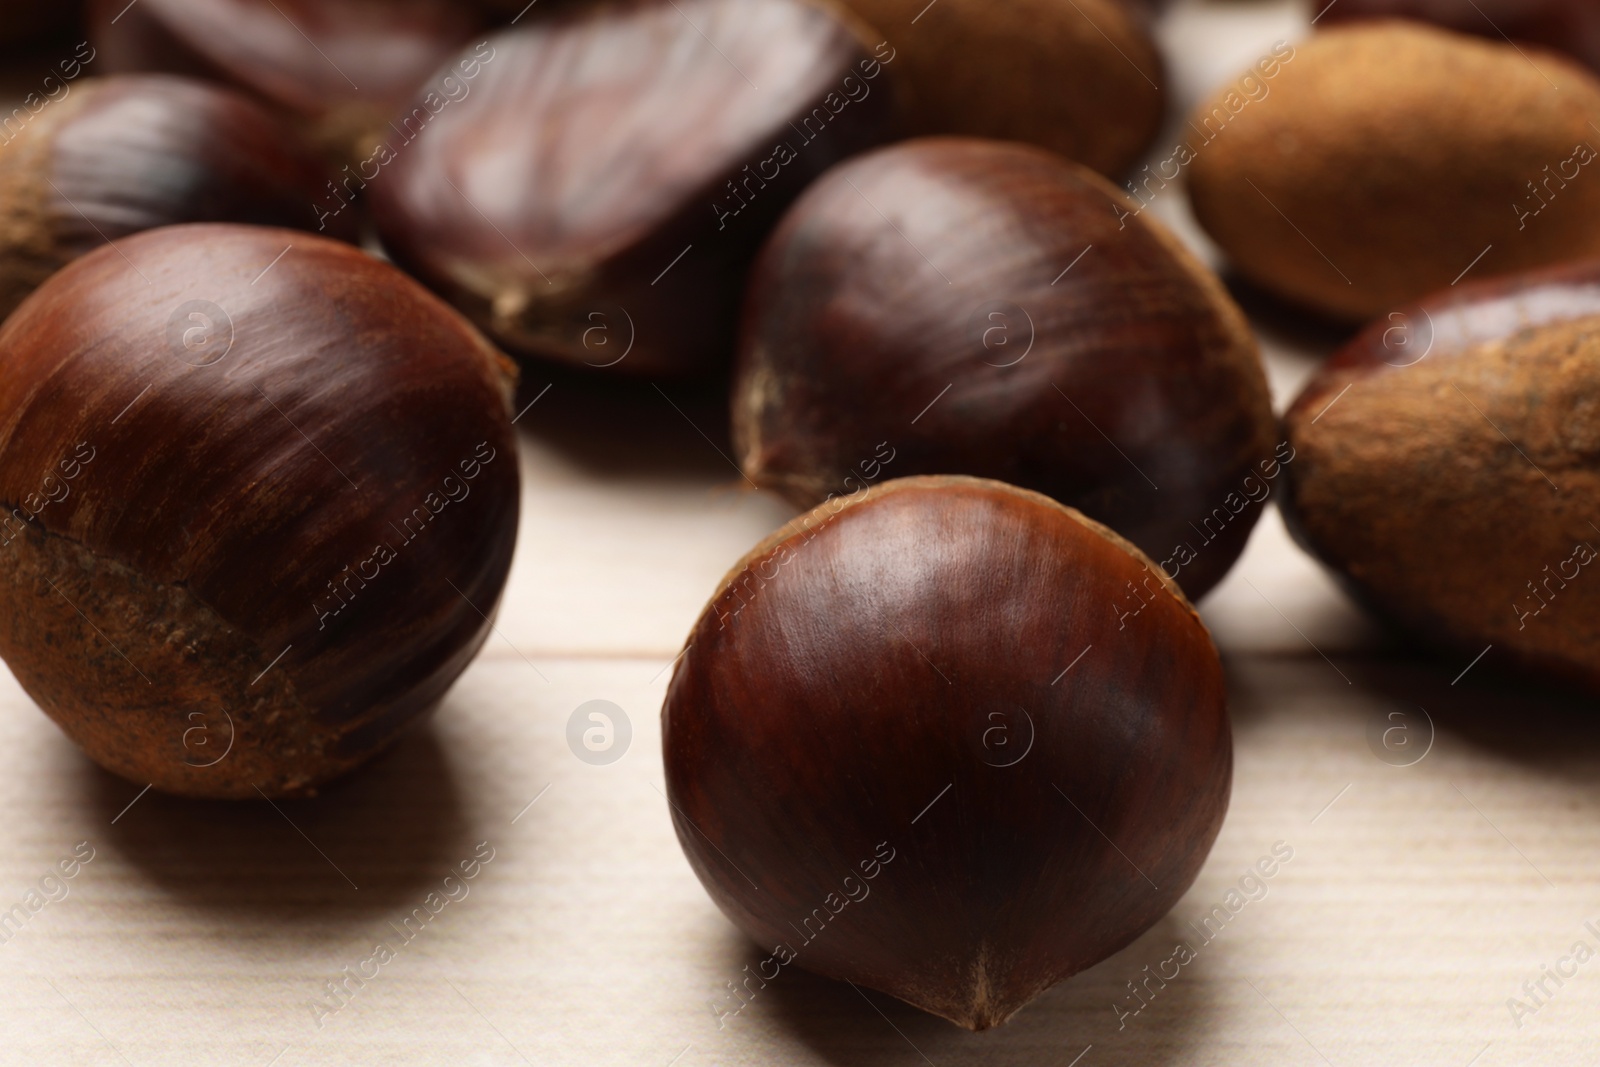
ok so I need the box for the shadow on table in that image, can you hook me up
[83,720,474,921]
[509,361,745,484]
[745,912,1213,1067]
[1346,654,1600,781]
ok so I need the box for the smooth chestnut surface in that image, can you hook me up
[1187,23,1600,320]
[1283,260,1600,691]
[735,138,1277,600]
[86,0,484,157]
[371,0,895,377]
[834,0,1163,177]
[0,224,519,797]
[0,74,351,320]
[663,476,1231,1030]
[1320,1,1600,72]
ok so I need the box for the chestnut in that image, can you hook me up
[733,138,1278,600]
[1282,259,1600,692]
[86,0,484,160]
[663,475,1231,1030]
[832,0,1163,177]
[0,73,354,320]
[0,223,520,798]
[1319,1,1600,73]
[370,0,896,377]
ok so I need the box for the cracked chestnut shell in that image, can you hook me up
[833,0,1163,177]
[1283,259,1600,692]
[0,223,519,798]
[663,475,1231,1030]
[370,0,896,377]
[0,74,352,321]
[86,0,484,160]
[1320,2,1600,72]
[734,138,1277,600]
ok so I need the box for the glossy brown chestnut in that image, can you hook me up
[663,475,1231,1030]
[734,138,1278,601]
[832,0,1163,178]
[1320,1,1600,72]
[86,0,484,159]
[370,0,896,377]
[1283,259,1600,692]
[0,74,354,320]
[0,224,520,798]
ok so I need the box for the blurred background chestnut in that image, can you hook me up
[734,137,1277,601]
[86,0,486,160]
[370,0,896,378]
[0,224,520,798]
[664,476,1231,1030]
[833,0,1164,178]
[1317,0,1600,73]
[0,73,352,319]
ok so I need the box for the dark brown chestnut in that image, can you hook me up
[1283,259,1600,692]
[734,137,1279,601]
[86,0,485,159]
[663,475,1231,1030]
[0,223,519,798]
[1319,1,1600,72]
[370,0,896,377]
[832,0,1164,177]
[0,73,354,320]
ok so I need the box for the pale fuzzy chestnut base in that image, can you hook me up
[0,521,360,799]
[0,81,97,320]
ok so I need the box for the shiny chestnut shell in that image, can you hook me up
[663,476,1231,1030]
[0,74,352,320]
[371,0,896,376]
[734,138,1277,600]
[87,0,484,157]
[0,224,519,797]
[1283,259,1600,692]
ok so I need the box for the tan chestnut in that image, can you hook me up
[1319,1,1600,73]
[0,224,519,798]
[734,138,1278,600]
[0,73,353,320]
[663,476,1231,1030]
[1282,259,1600,691]
[832,0,1163,178]
[371,0,896,376]
[1187,23,1600,320]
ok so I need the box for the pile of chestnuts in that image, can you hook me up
[0,0,1593,1039]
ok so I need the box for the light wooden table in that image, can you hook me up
[5,2,1599,1064]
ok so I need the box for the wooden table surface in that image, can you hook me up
[5,1,1599,1064]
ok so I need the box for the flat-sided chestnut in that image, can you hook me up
[1283,260,1600,692]
[1320,1,1600,72]
[0,73,353,320]
[86,0,484,160]
[370,0,896,376]
[0,224,519,798]
[833,0,1163,177]
[663,475,1231,1030]
[1187,23,1600,320]
[734,138,1278,600]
